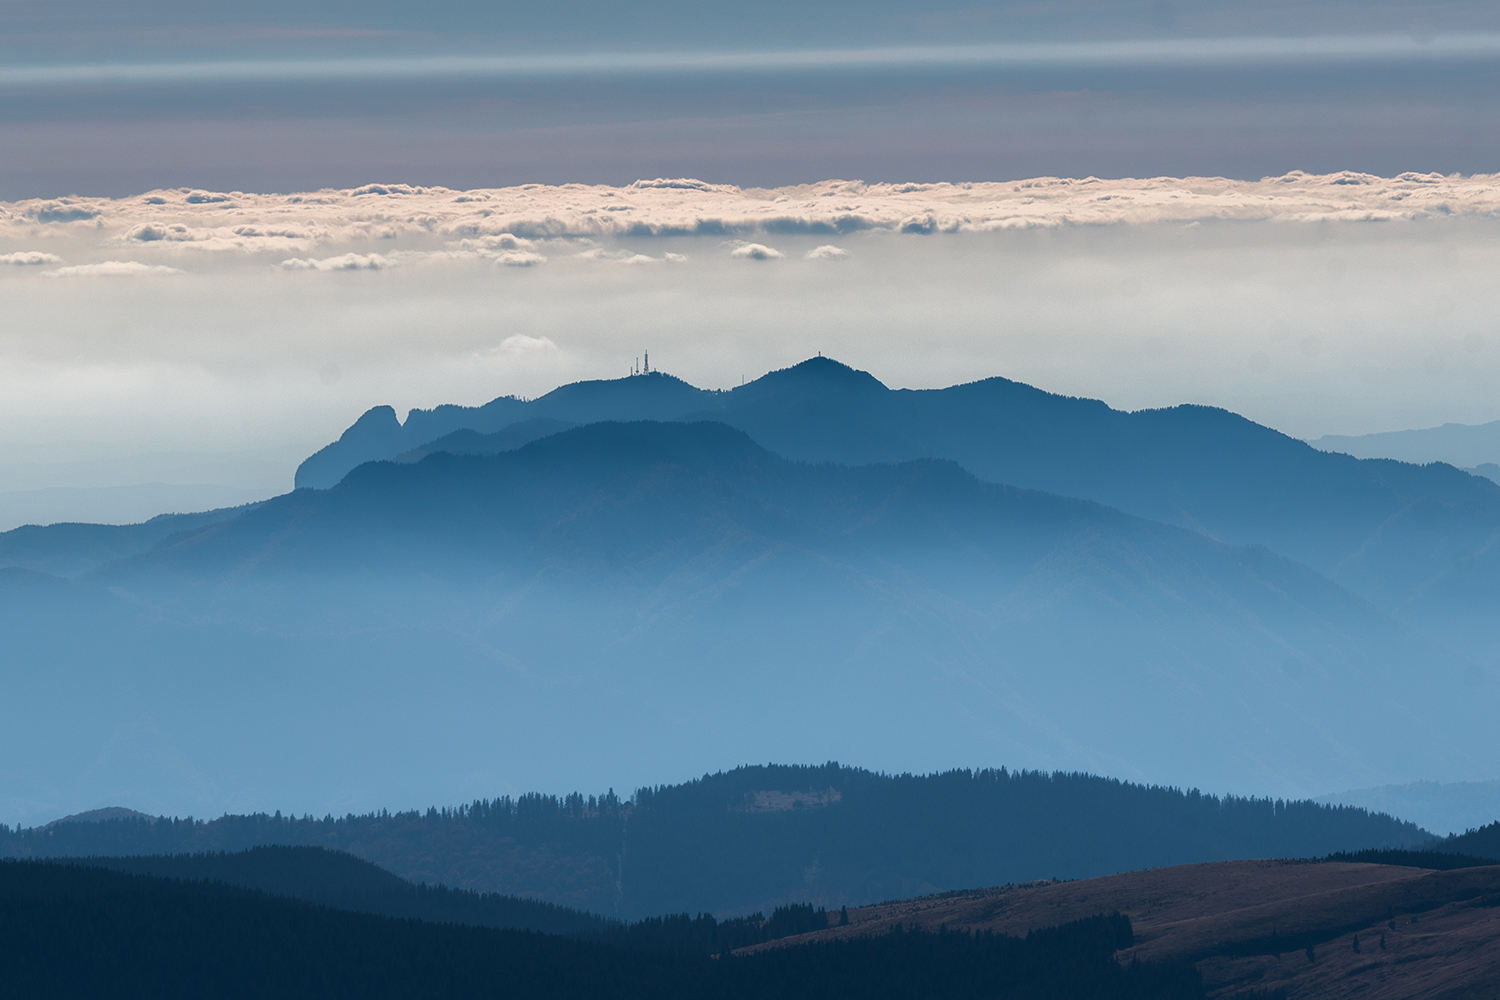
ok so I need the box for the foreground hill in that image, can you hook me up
[2,766,1426,918]
[748,856,1500,999]
[0,859,1202,1000]
[294,357,1500,658]
[1,421,1490,815]
[58,845,889,954]
[66,845,610,935]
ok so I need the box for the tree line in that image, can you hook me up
[1,763,1427,918]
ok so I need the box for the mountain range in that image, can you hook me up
[2,357,1498,824]
[297,358,1500,661]
[1313,419,1500,472]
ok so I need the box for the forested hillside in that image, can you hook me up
[1438,820,1500,860]
[3,765,1426,918]
[64,846,611,935]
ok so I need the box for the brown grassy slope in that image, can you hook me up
[743,860,1500,999]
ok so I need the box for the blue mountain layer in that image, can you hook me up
[2,419,1493,825]
[294,357,1500,659]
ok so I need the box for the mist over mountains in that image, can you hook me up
[2,357,1498,824]
[299,357,1500,658]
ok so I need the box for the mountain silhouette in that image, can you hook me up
[293,357,1500,657]
[294,372,710,489]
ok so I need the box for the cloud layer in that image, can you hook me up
[6,171,1498,260]
[4,174,1500,521]
[1,251,62,265]
[43,261,182,278]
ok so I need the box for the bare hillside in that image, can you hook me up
[748,860,1500,999]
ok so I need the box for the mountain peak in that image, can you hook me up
[46,806,156,827]
[735,356,888,400]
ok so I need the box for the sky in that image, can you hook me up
[2,0,1499,524]
[4,0,1500,825]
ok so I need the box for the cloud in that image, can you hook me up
[126,223,197,242]
[4,36,1500,92]
[28,202,99,224]
[498,335,558,354]
[572,247,683,264]
[42,261,182,277]
[118,219,324,254]
[278,253,390,271]
[805,245,848,259]
[731,243,784,260]
[0,251,62,265]
[10,171,1500,256]
[458,233,534,251]
[492,251,547,267]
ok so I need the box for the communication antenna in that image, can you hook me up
[645,350,650,373]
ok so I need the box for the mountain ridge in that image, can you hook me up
[2,764,1429,919]
[290,358,1500,659]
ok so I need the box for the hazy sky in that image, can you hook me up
[3,0,1500,524]
[3,177,1499,519]
[5,0,1500,196]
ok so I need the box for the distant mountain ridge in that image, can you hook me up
[1,765,1427,919]
[6,365,1500,823]
[2,418,1495,813]
[1313,419,1500,470]
[294,358,1500,659]
[0,502,258,577]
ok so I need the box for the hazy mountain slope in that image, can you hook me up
[293,359,1500,658]
[1318,781,1500,837]
[1313,419,1500,469]
[1,767,1426,919]
[0,419,1483,822]
[0,502,260,577]
[674,364,1500,639]
[392,417,574,465]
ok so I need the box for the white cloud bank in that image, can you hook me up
[730,242,784,260]
[43,261,182,277]
[278,252,391,271]
[1,251,62,265]
[5,171,1499,257]
[498,335,559,354]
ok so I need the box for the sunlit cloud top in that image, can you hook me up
[7,172,1500,258]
